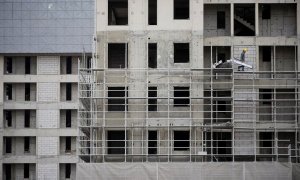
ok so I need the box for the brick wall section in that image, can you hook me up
[37,110,59,128]
[37,56,60,75]
[37,163,58,180]
[38,83,59,102]
[37,137,58,156]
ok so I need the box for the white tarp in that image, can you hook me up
[77,162,294,180]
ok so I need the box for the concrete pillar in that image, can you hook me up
[0,56,4,179]
[255,3,259,36]
[231,3,234,36]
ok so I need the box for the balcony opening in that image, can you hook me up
[108,43,128,68]
[66,56,72,74]
[25,57,31,74]
[5,57,12,74]
[5,111,12,127]
[25,83,30,101]
[217,11,225,29]
[66,137,71,153]
[259,132,273,155]
[5,84,12,100]
[24,164,29,179]
[108,0,128,25]
[108,87,127,111]
[262,4,270,20]
[174,87,190,107]
[5,137,12,153]
[213,90,232,123]
[66,83,72,101]
[174,43,189,63]
[5,164,11,180]
[24,137,30,152]
[174,0,189,19]
[174,131,189,151]
[262,46,272,62]
[24,110,30,128]
[148,0,157,25]
[148,43,157,68]
[234,4,255,36]
[148,131,157,154]
[205,132,232,161]
[65,163,71,179]
[66,110,72,128]
[107,131,126,154]
[148,87,157,111]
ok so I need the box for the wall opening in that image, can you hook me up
[5,164,11,180]
[5,137,12,153]
[148,43,157,68]
[25,83,30,101]
[66,110,72,128]
[5,57,12,74]
[24,137,30,152]
[108,87,127,111]
[262,46,272,62]
[108,0,128,25]
[148,131,157,154]
[217,11,226,29]
[174,43,189,63]
[5,110,12,127]
[213,90,232,123]
[65,164,71,179]
[108,43,128,68]
[25,57,31,74]
[66,83,72,101]
[205,132,232,161]
[234,4,255,36]
[24,164,29,179]
[5,84,12,100]
[174,0,189,19]
[66,137,71,153]
[148,0,157,25]
[24,110,30,128]
[148,87,157,111]
[107,131,126,154]
[262,4,271,20]
[259,132,274,155]
[174,131,189,151]
[66,56,72,74]
[174,87,190,107]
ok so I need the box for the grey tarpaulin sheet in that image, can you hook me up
[77,162,298,180]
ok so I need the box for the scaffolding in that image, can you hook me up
[78,46,300,163]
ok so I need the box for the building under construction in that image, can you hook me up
[78,0,300,179]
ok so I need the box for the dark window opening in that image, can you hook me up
[108,87,127,111]
[66,110,72,128]
[66,56,72,74]
[25,57,31,74]
[24,110,30,128]
[174,43,189,63]
[260,89,273,105]
[234,4,255,36]
[205,132,232,158]
[108,0,128,25]
[174,0,189,19]
[5,111,12,127]
[259,132,273,154]
[148,0,157,25]
[107,131,126,154]
[5,57,12,74]
[262,46,271,62]
[65,164,71,179]
[66,137,71,152]
[87,56,92,69]
[148,87,157,111]
[148,131,157,154]
[108,43,128,68]
[148,43,157,68]
[25,83,30,101]
[262,4,271,20]
[24,137,30,152]
[24,164,29,178]
[218,53,226,62]
[174,131,189,151]
[66,83,72,101]
[217,11,225,29]
[5,164,11,180]
[5,137,12,153]
[174,87,190,107]
[5,84,12,100]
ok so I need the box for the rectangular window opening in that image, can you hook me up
[107,131,126,154]
[5,137,12,153]
[174,87,190,107]
[108,0,128,25]
[174,131,189,151]
[148,87,157,111]
[5,111,12,127]
[66,56,72,74]
[259,132,273,154]
[5,57,12,74]
[148,43,157,68]
[148,0,157,25]
[5,164,11,180]
[108,43,128,68]
[24,137,30,152]
[262,46,271,62]
[260,89,273,105]
[217,11,226,29]
[5,84,12,100]
[66,110,72,128]
[24,164,29,178]
[174,0,189,19]
[24,110,30,128]
[66,137,71,152]
[262,4,271,20]
[25,57,31,74]
[174,43,189,63]
[218,53,226,62]
[108,87,127,111]
[148,131,157,154]
[25,83,30,101]
[65,164,71,179]
[66,83,72,101]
